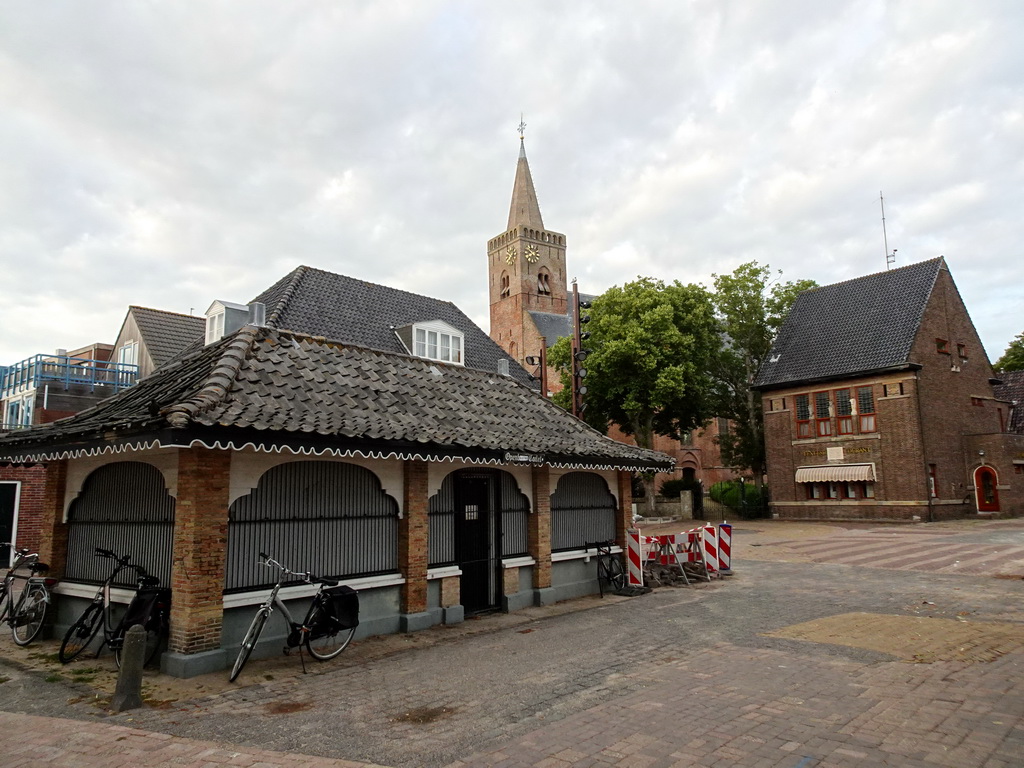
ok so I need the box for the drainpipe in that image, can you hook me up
[913,369,933,523]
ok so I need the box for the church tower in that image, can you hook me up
[488,129,568,368]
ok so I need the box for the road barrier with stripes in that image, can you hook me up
[633,522,735,586]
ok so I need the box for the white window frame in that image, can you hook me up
[411,321,464,366]
[117,340,139,367]
[206,311,226,345]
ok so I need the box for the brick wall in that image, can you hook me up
[0,464,49,553]
[400,459,428,614]
[39,461,69,576]
[529,465,551,588]
[169,447,230,655]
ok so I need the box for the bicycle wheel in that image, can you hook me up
[229,609,268,682]
[11,585,47,646]
[58,602,104,663]
[606,557,626,593]
[304,604,355,661]
[0,583,10,624]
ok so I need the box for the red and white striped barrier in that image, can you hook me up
[700,524,720,578]
[626,529,644,586]
[718,522,732,573]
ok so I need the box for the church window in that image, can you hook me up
[500,273,510,298]
[538,271,551,296]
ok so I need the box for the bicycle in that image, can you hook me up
[230,553,359,682]
[0,544,57,646]
[585,540,626,597]
[58,547,170,668]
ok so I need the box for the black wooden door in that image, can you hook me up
[0,483,16,565]
[455,472,498,614]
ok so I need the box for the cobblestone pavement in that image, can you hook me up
[0,519,1021,767]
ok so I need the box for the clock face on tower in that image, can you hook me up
[524,244,539,263]
[505,245,517,264]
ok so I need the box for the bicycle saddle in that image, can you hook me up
[137,574,161,587]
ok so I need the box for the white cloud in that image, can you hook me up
[1,0,1022,365]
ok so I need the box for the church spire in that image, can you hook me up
[507,118,544,231]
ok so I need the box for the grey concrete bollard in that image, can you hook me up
[111,624,146,712]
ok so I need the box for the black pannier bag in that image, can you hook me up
[117,587,171,635]
[308,585,359,640]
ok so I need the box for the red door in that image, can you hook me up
[974,467,1000,512]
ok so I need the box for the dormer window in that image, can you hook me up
[395,320,464,365]
[205,300,262,345]
[205,311,226,344]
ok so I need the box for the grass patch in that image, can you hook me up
[44,673,63,683]
[0,675,10,684]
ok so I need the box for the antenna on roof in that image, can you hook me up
[880,191,896,270]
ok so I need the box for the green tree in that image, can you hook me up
[994,332,1024,371]
[548,277,721,512]
[711,262,817,487]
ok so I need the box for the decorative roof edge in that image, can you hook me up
[0,437,670,472]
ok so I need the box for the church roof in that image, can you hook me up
[529,293,598,347]
[753,258,946,389]
[0,326,672,471]
[507,139,545,231]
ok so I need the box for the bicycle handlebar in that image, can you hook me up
[94,547,132,566]
[257,553,335,585]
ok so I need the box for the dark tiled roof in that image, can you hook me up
[753,258,945,389]
[528,294,597,347]
[251,266,531,385]
[0,328,671,470]
[129,306,205,369]
[993,370,1024,434]
[529,311,572,347]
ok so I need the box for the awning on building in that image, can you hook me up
[795,464,876,483]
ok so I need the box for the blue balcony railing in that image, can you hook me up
[0,354,139,399]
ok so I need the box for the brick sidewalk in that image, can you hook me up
[1,712,380,768]
[446,642,1024,768]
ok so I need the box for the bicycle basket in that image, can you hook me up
[117,586,171,635]
[307,585,359,640]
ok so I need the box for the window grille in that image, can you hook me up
[65,462,175,587]
[550,472,616,551]
[226,461,399,592]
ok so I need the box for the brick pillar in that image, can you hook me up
[37,461,68,579]
[529,465,552,589]
[400,459,428,614]
[169,447,230,655]
[616,471,634,548]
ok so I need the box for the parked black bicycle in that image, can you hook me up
[58,547,171,667]
[585,540,626,597]
[230,553,359,682]
[0,544,57,646]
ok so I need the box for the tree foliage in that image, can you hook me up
[994,331,1024,371]
[710,262,817,483]
[548,277,721,509]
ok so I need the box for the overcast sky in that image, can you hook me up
[1,1,1021,366]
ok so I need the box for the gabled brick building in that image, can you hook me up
[753,257,1024,520]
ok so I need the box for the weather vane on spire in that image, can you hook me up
[518,114,526,141]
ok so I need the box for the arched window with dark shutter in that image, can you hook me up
[65,461,175,586]
[225,461,399,592]
[550,472,616,551]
